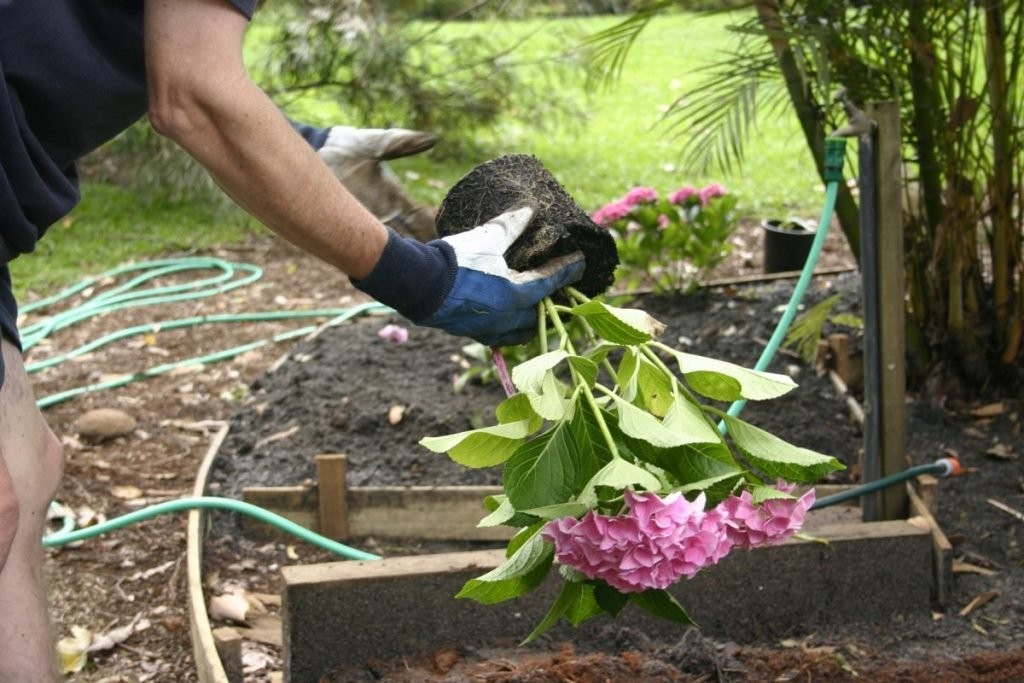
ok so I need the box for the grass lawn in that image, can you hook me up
[12,10,826,298]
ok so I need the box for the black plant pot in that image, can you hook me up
[761,219,816,274]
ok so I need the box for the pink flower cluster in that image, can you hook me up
[592,183,730,227]
[542,483,815,593]
[720,482,815,549]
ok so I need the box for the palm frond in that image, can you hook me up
[581,0,676,91]
[660,43,782,174]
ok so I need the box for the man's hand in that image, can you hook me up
[353,207,585,346]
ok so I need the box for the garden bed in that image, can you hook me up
[199,270,1024,682]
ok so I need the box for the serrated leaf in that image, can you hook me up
[723,415,844,483]
[512,350,568,394]
[526,371,572,421]
[608,392,718,448]
[419,420,534,468]
[579,458,662,504]
[496,393,542,430]
[616,348,641,402]
[751,484,797,503]
[521,581,578,644]
[629,589,696,626]
[567,356,599,389]
[637,358,674,416]
[457,531,553,605]
[478,495,540,528]
[522,502,589,519]
[504,424,579,510]
[568,399,616,490]
[665,349,796,401]
[586,342,622,366]
[594,582,630,617]
[662,392,722,444]
[572,300,665,344]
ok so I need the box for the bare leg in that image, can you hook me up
[0,337,64,681]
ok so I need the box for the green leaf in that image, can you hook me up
[512,350,568,394]
[636,358,674,417]
[565,583,603,626]
[662,392,722,444]
[784,294,840,364]
[652,442,744,500]
[478,495,538,528]
[526,371,572,421]
[522,502,588,520]
[568,399,616,491]
[572,300,665,345]
[629,589,696,626]
[579,459,661,504]
[504,423,579,510]
[419,420,534,468]
[723,415,844,483]
[608,391,719,448]
[496,393,542,430]
[456,531,553,605]
[585,342,622,366]
[567,356,599,389]
[521,581,579,644]
[616,347,641,402]
[751,484,797,504]
[594,583,630,617]
[665,349,797,401]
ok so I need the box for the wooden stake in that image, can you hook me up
[827,333,851,385]
[988,498,1024,524]
[212,627,243,683]
[316,454,350,540]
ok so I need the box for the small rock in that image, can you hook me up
[75,408,137,442]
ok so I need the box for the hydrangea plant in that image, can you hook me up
[420,289,842,641]
[593,184,739,294]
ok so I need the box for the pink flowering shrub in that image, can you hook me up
[592,183,740,293]
[543,491,731,592]
[420,280,843,640]
[543,484,814,593]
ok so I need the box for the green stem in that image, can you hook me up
[543,298,622,461]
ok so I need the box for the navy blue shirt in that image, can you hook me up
[0,1,333,378]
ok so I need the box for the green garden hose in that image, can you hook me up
[32,257,390,558]
[44,497,381,561]
[723,137,848,425]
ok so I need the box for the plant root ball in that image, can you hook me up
[435,154,618,297]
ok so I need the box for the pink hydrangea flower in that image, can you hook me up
[592,201,631,226]
[377,323,409,344]
[699,183,727,205]
[657,214,671,230]
[623,186,659,206]
[542,491,732,593]
[716,480,815,550]
[668,185,698,205]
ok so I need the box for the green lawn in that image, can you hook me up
[12,10,824,298]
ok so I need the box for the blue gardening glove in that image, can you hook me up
[352,207,585,346]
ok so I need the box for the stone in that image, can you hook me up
[75,408,137,441]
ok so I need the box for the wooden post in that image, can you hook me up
[827,333,851,385]
[861,101,908,521]
[212,627,243,683]
[316,454,350,540]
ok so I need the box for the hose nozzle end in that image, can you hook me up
[938,456,962,478]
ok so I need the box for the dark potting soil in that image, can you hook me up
[435,154,619,297]
[209,271,1024,681]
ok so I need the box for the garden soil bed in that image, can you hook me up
[31,222,1023,682]
[210,278,1024,680]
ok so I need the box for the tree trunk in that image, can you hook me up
[752,0,861,262]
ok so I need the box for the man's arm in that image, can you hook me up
[143,0,387,278]
[143,0,584,347]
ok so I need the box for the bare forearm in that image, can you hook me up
[144,0,386,278]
